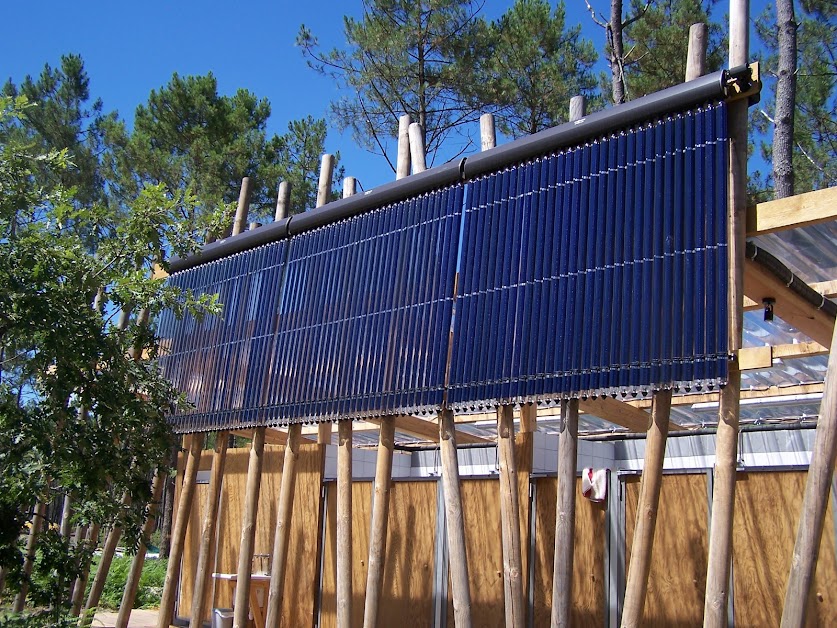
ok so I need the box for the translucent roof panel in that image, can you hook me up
[753,222,837,284]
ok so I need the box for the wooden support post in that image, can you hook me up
[60,493,73,539]
[233,426,266,628]
[396,114,411,180]
[781,322,837,626]
[569,96,586,123]
[157,433,205,628]
[12,499,46,612]
[117,471,166,628]
[336,419,353,628]
[275,180,290,222]
[551,399,579,628]
[265,424,303,627]
[498,406,525,628]
[704,2,748,625]
[620,390,673,627]
[362,419,396,628]
[440,409,472,627]
[621,35,703,626]
[232,177,251,236]
[480,113,496,151]
[188,432,230,628]
[520,404,538,434]
[408,122,427,174]
[71,523,101,617]
[317,154,335,209]
[83,491,132,623]
[343,176,357,199]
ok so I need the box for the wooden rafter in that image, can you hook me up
[746,186,837,236]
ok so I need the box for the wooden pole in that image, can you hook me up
[551,96,586,628]
[275,180,290,222]
[620,391,672,627]
[71,523,101,617]
[781,323,837,625]
[551,399,579,628]
[12,499,46,612]
[440,408,472,627]
[408,122,427,174]
[343,176,357,199]
[232,177,251,237]
[396,114,411,180]
[362,419,396,628]
[498,406,525,628]
[116,470,166,628]
[704,1,748,624]
[233,427,266,628]
[316,154,335,209]
[336,419,353,628]
[60,493,74,538]
[157,433,205,628]
[188,432,229,628]
[264,424,303,627]
[480,113,496,152]
[621,36,703,626]
[82,491,132,623]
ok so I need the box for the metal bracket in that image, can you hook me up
[726,62,762,105]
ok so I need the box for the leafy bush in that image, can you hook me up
[86,555,167,610]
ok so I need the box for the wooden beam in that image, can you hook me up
[336,420,353,628]
[738,345,773,371]
[233,427,266,628]
[265,423,303,628]
[497,406,525,628]
[781,319,837,625]
[772,340,829,360]
[621,390,673,626]
[551,399,579,627]
[627,382,824,409]
[158,433,205,628]
[362,419,396,628]
[230,427,311,446]
[579,397,653,432]
[744,278,837,310]
[189,433,229,628]
[369,414,490,444]
[117,471,166,628]
[744,256,835,346]
[746,186,837,236]
[440,409,472,627]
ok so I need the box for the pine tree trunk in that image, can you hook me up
[773,0,797,199]
[609,0,627,104]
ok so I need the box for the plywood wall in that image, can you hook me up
[624,472,708,626]
[532,477,606,627]
[733,471,837,627]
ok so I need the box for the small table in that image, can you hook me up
[211,572,271,628]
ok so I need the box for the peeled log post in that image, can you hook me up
[440,409,472,627]
[116,471,166,628]
[232,177,251,237]
[480,113,496,152]
[316,154,335,209]
[233,427,266,628]
[686,23,708,81]
[336,420,353,628]
[12,499,46,612]
[498,405,525,628]
[704,1,748,624]
[157,433,205,628]
[781,323,837,625]
[275,180,290,222]
[60,493,73,539]
[620,391,672,627]
[82,491,133,623]
[71,524,101,617]
[396,114,411,180]
[362,419,396,628]
[188,432,230,628]
[408,123,427,174]
[265,424,303,628]
[343,176,357,199]
[551,399,579,628]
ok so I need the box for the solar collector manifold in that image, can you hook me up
[159,101,730,433]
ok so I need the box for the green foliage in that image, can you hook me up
[468,0,599,137]
[622,0,726,98]
[753,0,837,197]
[298,0,486,167]
[0,94,215,610]
[84,556,167,610]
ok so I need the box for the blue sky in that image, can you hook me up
[2,0,763,195]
